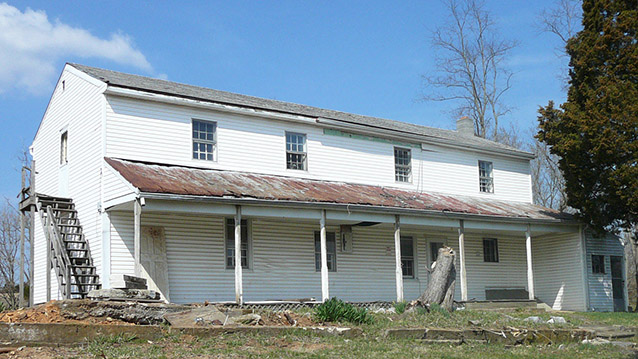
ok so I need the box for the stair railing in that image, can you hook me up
[45,205,72,299]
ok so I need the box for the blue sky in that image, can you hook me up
[0,0,571,200]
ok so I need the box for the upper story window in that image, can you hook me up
[478,160,493,193]
[286,132,307,170]
[60,131,68,165]
[394,147,412,183]
[192,119,216,161]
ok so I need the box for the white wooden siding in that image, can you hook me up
[445,234,529,301]
[103,163,136,203]
[105,95,532,203]
[532,232,586,311]
[31,67,106,299]
[584,230,624,311]
[109,211,556,304]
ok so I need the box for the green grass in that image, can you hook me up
[74,331,633,358]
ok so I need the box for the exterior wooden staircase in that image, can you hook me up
[37,195,101,299]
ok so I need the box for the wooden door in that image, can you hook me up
[141,226,170,302]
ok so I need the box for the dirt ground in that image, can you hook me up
[0,300,320,327]
[0,301,131,325]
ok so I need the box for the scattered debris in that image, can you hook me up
[110,274,147,290]
[582,338,611,345]
[523,316,542,323]
[373,307,396,314]
[547,316,567,324]
[235,313,262,325]
[87,288,161,302]
[468,320,481,326]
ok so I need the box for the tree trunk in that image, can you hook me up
[411,247,456,311]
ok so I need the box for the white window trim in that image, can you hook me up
[314,231,337,272]
[285,131,308,171]
[478,160,494,194]
[401,236,416,279]
[223,218,253,271]
[192,118,218,162]
[394,147,412,183]
[60,128,69,167]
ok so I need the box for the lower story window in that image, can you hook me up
[314,231,336,272]
[592,255,605,274]
[401,237,415,278]
[483,238,499,262]
[225,218,250,269]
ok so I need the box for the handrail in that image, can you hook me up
[46,206,72,298]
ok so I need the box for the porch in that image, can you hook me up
[105,199,585,310]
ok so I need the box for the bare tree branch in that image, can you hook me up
[424,0,516,139]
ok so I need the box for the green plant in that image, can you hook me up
[0,302,6,313]
[393,301,407,315]
[314,297,373,325]
[429,303,450,318]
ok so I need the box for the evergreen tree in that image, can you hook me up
[537,0,638,236]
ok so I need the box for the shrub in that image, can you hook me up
[314,297,373,325]
[393,301,407,314]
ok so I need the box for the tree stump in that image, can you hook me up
[410,246,456,311]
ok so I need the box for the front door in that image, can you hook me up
[141,226,170,302]
[610,256,625,312]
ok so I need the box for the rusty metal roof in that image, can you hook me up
[105,157,573,222]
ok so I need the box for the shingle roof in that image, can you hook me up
[70,63,533,159]
[106,157,571,223]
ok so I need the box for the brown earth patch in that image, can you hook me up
[0,301,131,325]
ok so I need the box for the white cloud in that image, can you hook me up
[0,3,152,94]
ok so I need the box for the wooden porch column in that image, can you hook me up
[29,160,35,306]
[133,198,142,277]
[234,205,243,304]
[458,220,468,302]
[394,215,404,302]
[320,209,329,302]
[19,168,25,308]
[526,225,535,300]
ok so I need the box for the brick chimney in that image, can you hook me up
[456,116,475,137]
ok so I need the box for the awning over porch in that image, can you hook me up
[104,157,572,223]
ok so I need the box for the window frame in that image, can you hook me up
[394,147,412,183]
[60,130,68,166]
[401,236,416,279]
[429,241,445,266]
[478,160,494,193]
[285,131,308,171]
[192,119,217,162]
[224,218,252,270]
[483,238,499,263]
[314,231,337,272]
[592,254,605,274]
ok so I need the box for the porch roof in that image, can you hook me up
[105,157,573,223]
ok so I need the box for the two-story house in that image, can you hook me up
[22,63,626,311]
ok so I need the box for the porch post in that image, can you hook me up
[458,220,468,302]
[394,215,404,302]
[133,198,142,277]
[525,225,535,300]
[234,205,243,304]
[320,209,329,302]
[19,168,25,308]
